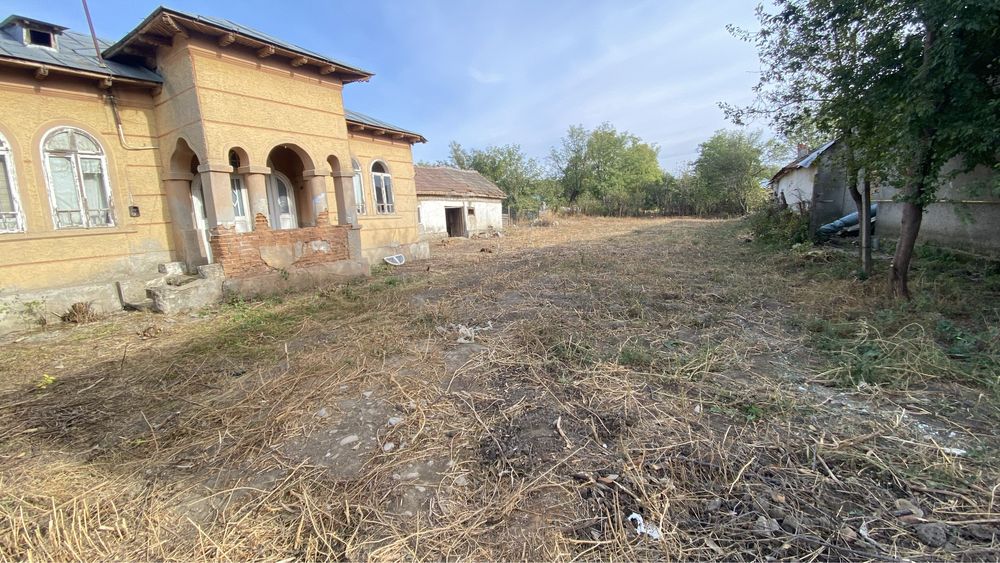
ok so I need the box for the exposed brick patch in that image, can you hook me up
[254,212,270,230]
[210,224,350,278]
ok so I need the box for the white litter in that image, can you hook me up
[627,513,662,540]
[383,254,405,266]
[436,322,493,343]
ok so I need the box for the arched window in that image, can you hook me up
[228,150,250,232]
[371,160,394,214]
[0,132,24,232]
[42,127,113,228]
[351,158,366,215]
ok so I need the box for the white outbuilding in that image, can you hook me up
[414,166,505,238]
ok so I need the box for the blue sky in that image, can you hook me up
[2,0,764,173]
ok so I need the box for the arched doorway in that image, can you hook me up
[266,171,298,229]
[266,144,313,228]
[165,138,211,269]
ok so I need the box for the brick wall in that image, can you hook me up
[210,212,350,278]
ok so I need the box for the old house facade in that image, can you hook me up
[0,8,428,332]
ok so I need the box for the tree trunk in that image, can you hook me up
[889,20,937,300]
[843,140,865,272]
[860,172,872,277]
[889,196,923,299]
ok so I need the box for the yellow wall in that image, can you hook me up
[348,132,420,256]
[0,30,423,294]
[0,70,172,292]
[184,37,352,170]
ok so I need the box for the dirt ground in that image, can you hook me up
[1,217,998,560]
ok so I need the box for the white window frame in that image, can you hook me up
[41,127,115,229]
[351,158,366,215]
[370,160,394,215]
[230,175,251,232]
[0,132,25,233]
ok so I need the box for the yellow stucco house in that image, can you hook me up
[0,8,429,332]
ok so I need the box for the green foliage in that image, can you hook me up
[445,122,779,219]
[446,142,548,216]
[727,0,1000,295]
[746,205,810,246]
[690,129,773,215]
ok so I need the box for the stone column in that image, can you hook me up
[196,162,236,229]
[302,168,331,226]
[332,171,359,227]
[238,165,271,229]
[162,172,201,268]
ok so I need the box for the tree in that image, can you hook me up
[584,124,663,215]
[445,142,546,216]
[549,125,591,204]
[726,0,1000,297]
[691,130,772,215]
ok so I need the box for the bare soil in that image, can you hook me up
[1,217,998,560]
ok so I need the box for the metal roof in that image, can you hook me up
[0,19,162,83]
[345,109,426,143]
[104,7,372,80]
[770,139,837,184]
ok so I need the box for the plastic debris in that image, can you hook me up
[384,254,405,266]
[435,322,493,343]
[627,513,662,540]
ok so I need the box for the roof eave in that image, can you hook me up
[0,55,162,86]
[103,7,374,82]
[346,119,426,144]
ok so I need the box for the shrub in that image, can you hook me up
[747,205,810,247]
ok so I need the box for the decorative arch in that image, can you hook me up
[226,146,250,171]
[268,142,315,171]
[0,130,24,232]
[169,137,201,176]
[370,159,394,214]
[41,126,114,228]
[266,143,314,228]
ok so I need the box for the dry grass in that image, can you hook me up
[1,216,998,561]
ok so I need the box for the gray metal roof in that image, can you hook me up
[797,139,837,168]
[0,17,162,83]
[345,109,426,142]
[104,7,372,79]
[770,139,837,184]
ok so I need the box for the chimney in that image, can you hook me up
[797,143,809,158]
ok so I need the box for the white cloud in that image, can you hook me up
[468,67,504,84]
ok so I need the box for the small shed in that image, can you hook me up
[771,140,855,234]
[414,166,505,238]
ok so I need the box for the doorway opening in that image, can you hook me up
[445,207,466,237]
[266,171,298,229]
[190,175,213,263]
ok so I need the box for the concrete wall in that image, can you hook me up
[775,167,815,209]
[810,144,854,233]
[878,161,1000,256]
[418,197,503,237]
[0,67,173,330]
